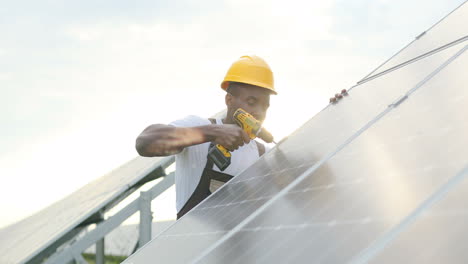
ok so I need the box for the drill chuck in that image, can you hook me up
[208,108,275,171]
[257,127,274,143]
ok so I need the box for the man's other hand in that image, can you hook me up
[214,124,250,151]
[330,89,348,104]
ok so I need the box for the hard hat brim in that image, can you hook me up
[221,81,277,95]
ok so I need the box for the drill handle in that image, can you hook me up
[208,144,231,171]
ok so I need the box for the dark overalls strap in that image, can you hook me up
[176,118,234,219]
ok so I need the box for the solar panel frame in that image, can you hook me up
[192,44,468,264]
[358,1,468,83]
[123,41,467,264]
[124,4,467,263]
[0,156,173,264]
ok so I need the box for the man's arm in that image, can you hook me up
[135,124,250,157]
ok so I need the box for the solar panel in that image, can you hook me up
[193,44,468,264]
[123,40,467,264]
[368,166,468,264]
[0,156,172,264]
[361,1,467,82]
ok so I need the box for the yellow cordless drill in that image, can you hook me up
[208,108,275,171]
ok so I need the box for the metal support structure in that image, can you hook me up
[26,227,85,264]
[73,252,88,264]
[95,237,104,264]
[44,172,175,264]
[22,157,175,264]
[139,191,153,248]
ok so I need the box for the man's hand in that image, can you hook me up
[212,124,250,151]
[135,123,251,157]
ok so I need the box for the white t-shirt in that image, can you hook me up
[170,115,261,212]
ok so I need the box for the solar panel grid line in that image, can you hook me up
[211,46,466,262]
[179,162,278,213]
[249,181,355,228]
[230,152,308,182]
[219,178,376,264]
[195,197,270,212]
[161,200,264,236]
[207,168,303,207]
[176,169,326,233]
[190,105,395,263]
[201,184,344,262]
[192,40,467,264]
[234,218,384,232]
[185,165,307,223]
[199,91,466,263]
[278,182,390,263]
[123,32,466,263]
[162,230,225,238]
[359,0,467,81]
[200,177,273,207]
[126,142,342,260]
[357,36,468,86]
[209,219,393,264]
[202,155,447,264]
[167,195,270,235]
[350,165,468,264]
[272,144,462,263]
[191,150,332,213]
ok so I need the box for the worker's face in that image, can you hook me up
[226,84,271,123]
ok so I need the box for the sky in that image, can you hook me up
[0,0,465,228]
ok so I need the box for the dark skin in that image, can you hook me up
[135,83,272,157]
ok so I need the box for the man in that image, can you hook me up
[135,55,276,219]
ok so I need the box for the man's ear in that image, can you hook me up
[225,93,233,107]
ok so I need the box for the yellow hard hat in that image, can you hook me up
[221,55,276,95]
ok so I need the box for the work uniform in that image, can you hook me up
[170,115,265,219]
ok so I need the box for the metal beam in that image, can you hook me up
[95,238,104,264]
[73,253,88,264]
[25,227,85,264]
[139,191,153,247]
[44,172,175,264]
[101,156,175,214]
[24,156,175,264]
